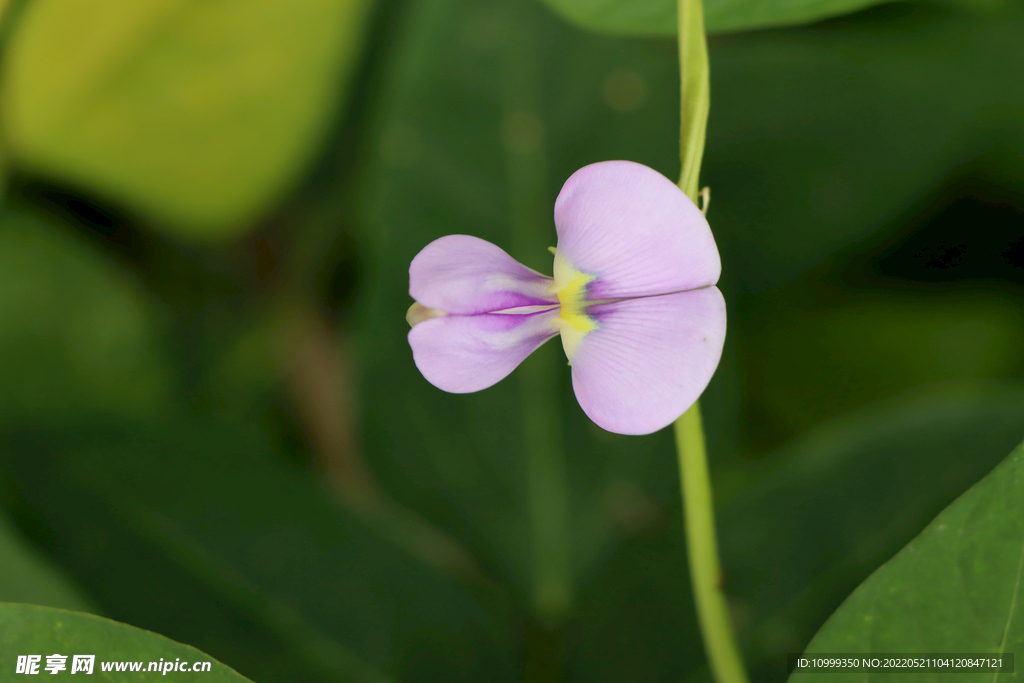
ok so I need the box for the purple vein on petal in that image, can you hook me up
[568,287,726,435]
[410,234,556,315]
[408,309,559,393]
[553,160,721,300]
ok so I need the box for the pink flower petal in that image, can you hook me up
[554,161,720,300]
[569,287,726,435]
[409,310,559,393]
[410,235,555,314]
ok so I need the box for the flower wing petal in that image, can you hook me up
[410,234,555,314]
[569,287,726,435]
[409,310,558,393]
[554,160,720,299]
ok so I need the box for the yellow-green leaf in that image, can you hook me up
[1,0,373,241]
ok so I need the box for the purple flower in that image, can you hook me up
[406,160,726,435]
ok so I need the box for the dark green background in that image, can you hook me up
[0,0,1021,681]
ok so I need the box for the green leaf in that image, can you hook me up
[0,513,97,613]
[0,0,374,241]
[704,0,899,33]
[537,0,676,37]
[0,603,254,681]
[536,0,904,37]
[795,438,1024,680]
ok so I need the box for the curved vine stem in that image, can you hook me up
[678,0,710,201]
[675,404,748,683]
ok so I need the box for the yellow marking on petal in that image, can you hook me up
[406,302,448,327]
[553,314,597,360]
[549,249,598,360]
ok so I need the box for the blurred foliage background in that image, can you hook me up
[0,0,1021,680]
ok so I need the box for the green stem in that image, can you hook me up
[678,0,710,201]
[675,405,748,683]
[675,1,748,681]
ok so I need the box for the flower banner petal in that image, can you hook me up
[554,160,721,299]
[409,235,556,314]
[569,287,726,435]
[409,310,559,393]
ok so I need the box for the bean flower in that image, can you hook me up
[406,160,725,435]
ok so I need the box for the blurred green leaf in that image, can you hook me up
[741,290,1024,447]
[704,0,898,32]
[0,603,253,681]
[0,513,97,613]
[0,210,170,427]
[706,5,1024,291]
[795,438,1024,681]
[537,0,676,37]
[1,422,517,683]
[537,0,902,37]
[0,0,374,241]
